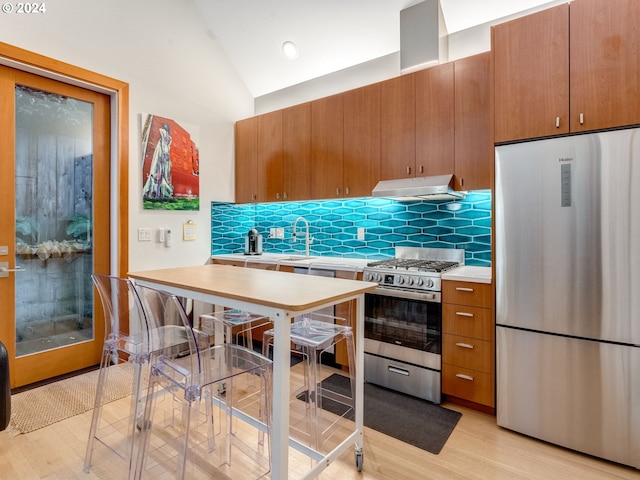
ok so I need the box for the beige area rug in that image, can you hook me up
[7,363,136,437]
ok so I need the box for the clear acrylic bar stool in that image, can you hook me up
[134,285,272,480]
[198,259,280,351]
[84,274,152,478]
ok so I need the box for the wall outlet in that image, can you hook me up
[138,228,151,242]
[270,228,276,238]
[158,228,165,243]
[276,227,285,239]
[357,227,365,240]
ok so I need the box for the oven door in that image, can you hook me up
[364,287,441,371]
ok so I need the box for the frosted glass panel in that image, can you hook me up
[14,85,94,356]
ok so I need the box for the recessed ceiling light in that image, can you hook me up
[282,41,298,60]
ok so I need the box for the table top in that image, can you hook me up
[129,264,377,312]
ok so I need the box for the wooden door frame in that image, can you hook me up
[0,41,129,277]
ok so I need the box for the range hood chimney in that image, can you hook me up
[400,0,448,73]
[372,174,465,201]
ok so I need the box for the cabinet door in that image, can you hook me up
[343,83,381,197]
[257,110,283,202]
[235,117,258,203]
[454,52,492,191]
[380,74,415,179]
[415,63,454,177]
[570,0,640,132]
[311,94,344,199]
[282,103,311,200]
[493,4,569,142]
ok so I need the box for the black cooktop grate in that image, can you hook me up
[366,258,459,273]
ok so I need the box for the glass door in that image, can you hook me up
[0,66,111,388]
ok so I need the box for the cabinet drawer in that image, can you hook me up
[442,303,494,341]
[443,334,492,373]
[443,280,493,308]
[442,364,494,407]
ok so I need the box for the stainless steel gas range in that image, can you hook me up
[363,247,464,404]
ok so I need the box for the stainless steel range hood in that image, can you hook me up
[372,174,465,201]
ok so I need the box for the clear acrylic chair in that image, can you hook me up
[84,274,153,477]
[198,259,280,351]
[134,285,272,480]
[262,313,355,452]
[262,264,358,452]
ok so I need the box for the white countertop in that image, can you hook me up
[441,265,492,284]
[213,254,493,283]
[211,253,371,270]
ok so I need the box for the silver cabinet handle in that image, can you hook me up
[455,342,474,349]
[388,365,410,376]
[419,165,424,174]
[456,373,474,381]
[336,187,340,196]
[555,116,560,128]
[455,311,474,317]
[345,186,350,195]
[276,192,281,199]
[283,192,288,199]
[579,113,584,125]
[455,287,474,292]
[406,166,411,175]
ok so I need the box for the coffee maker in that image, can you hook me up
[244,228,263,255]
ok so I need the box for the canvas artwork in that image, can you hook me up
[141,114,200,210]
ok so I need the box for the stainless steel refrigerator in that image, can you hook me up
[495,127,640,469]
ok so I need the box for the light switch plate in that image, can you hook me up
[0,246,8,256]
[138,228,151,241]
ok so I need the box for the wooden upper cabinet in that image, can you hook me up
[257,110,283,202]
[570,0,640,132]
[415,62,455,177]
[343,83,381,198]
[235,117,258,203]
[493,4,570,143]
[311,94,344,199]
[282,103,311,200]
[454,52,492,191]
[380,74,416,180]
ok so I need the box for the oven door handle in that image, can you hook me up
[368,286,440,302]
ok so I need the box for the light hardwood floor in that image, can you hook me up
[1,371,639,479]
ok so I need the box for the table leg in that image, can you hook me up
[271,310,291,479]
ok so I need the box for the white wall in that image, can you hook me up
[1,0,254,271]
[254,0,567,115]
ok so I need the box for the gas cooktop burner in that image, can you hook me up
[366,258,460,273]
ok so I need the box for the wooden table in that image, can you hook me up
[128,264,377,479]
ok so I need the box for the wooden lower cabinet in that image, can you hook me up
[442,280,495,413]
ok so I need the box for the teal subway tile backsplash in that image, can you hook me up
[211,190,492,266]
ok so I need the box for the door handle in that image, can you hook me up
[0,262,25,278]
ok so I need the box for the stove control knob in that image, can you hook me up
[416,278,424,286]
[365,272,374,282]
[406,277,414,286]
[426,278,434,288]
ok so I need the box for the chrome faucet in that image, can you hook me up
[292,216,314,256]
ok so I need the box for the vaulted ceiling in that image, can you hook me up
[192,0,557,98]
